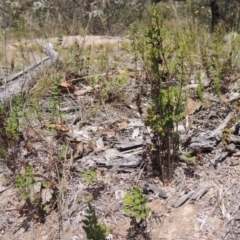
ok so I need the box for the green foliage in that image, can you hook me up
[15,165,37,200]
[133,6,185,182]
[30,98,43,122]
[145,6,186,129]
[48,74,61,123]
[98,72,128,105]
[80,169,98,185]
[221,127,231,148]
[0,147,6,159]
[183,151,196,162]
[184,156,196,162]
[123,186,151,221]
[82,204,107,240]
[98,51,109,72]
[59,145,68,160]
[196,71,204,102]
[213,75,221,96]
[42,181,51,189]
[146,87,185,136]
[6,95,24,139]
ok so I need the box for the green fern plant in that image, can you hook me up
[123,186,151,221]
[196,71,204,102]
[133,5,186,182]
[48,74,62,123]
[82,204,107,240]
[123,186,151,239]
[80,168,98,185]
[6,95,24,139]
[15,165,37,200]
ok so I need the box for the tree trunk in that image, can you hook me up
[210,0,221,31]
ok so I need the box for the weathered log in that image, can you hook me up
[0,43,60,103]
[173,190,194,208]
[191,185,209,200]
[141,183,167,199]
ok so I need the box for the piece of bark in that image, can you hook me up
[233,151,240,157]
[117,140,143,151]
[230,159,239,166]
[189,139,216,151]
[75,152,143,168]
[173,191,194,208]
[95,156,143,167]
[189,111,235,151]
[230,135,240,143]
[207,111,235,139]
[218,151,229,162]
[0,43,60,103]
[203,93,221,103]
[225,143,236,152]
[141,183,167,199]
[191,185,209,200]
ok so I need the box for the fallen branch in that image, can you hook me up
[0,43,60,103]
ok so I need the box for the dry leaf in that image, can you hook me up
[76,95,85,100]
[186,98,202,115]
[69,141,84,167]
[118,121,128,128]
[95,145,108,154]
[42,188,53,205]
[93,129,115,136]
[96,137,104,149]
[44,124,69,132]
[99,145,108,152]
[59,82,76,92]
[73,141,84,159]
[74,87,93,96]
[88,140,95,151]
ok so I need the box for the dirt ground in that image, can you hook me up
[0,35,240,240]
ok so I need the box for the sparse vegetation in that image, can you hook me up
[123,186,151,239]
[123,186,151,220]
[6,95,24,139]
[80,168,98,185]
[15,165,37,201]
[82,204,108,240]
[0,1,240,239]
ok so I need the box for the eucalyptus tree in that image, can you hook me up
[151,0,240,31]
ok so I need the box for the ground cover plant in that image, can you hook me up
[0,1,240,240]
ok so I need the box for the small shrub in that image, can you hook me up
[80,168,98,185]
[123,186,151,221]
[123,186,151,239]
[82,203,107,240]
[15,165,37,200]
[6,95,24,139]
[48,74,62,123]
[133,6,185,182]
[196,71,204,102]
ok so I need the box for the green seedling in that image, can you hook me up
[80,168,98,184]
[123,186,151,221]
[15,165,37,200]
[82,203,107,240]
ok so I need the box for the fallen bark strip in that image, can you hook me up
[173,190,194,208]
[191,185,209,200]
[94,155,143,167]
[117,140,143,151]
[189,111,235,151]
[0,43,60,103]
[141,183,167,199]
